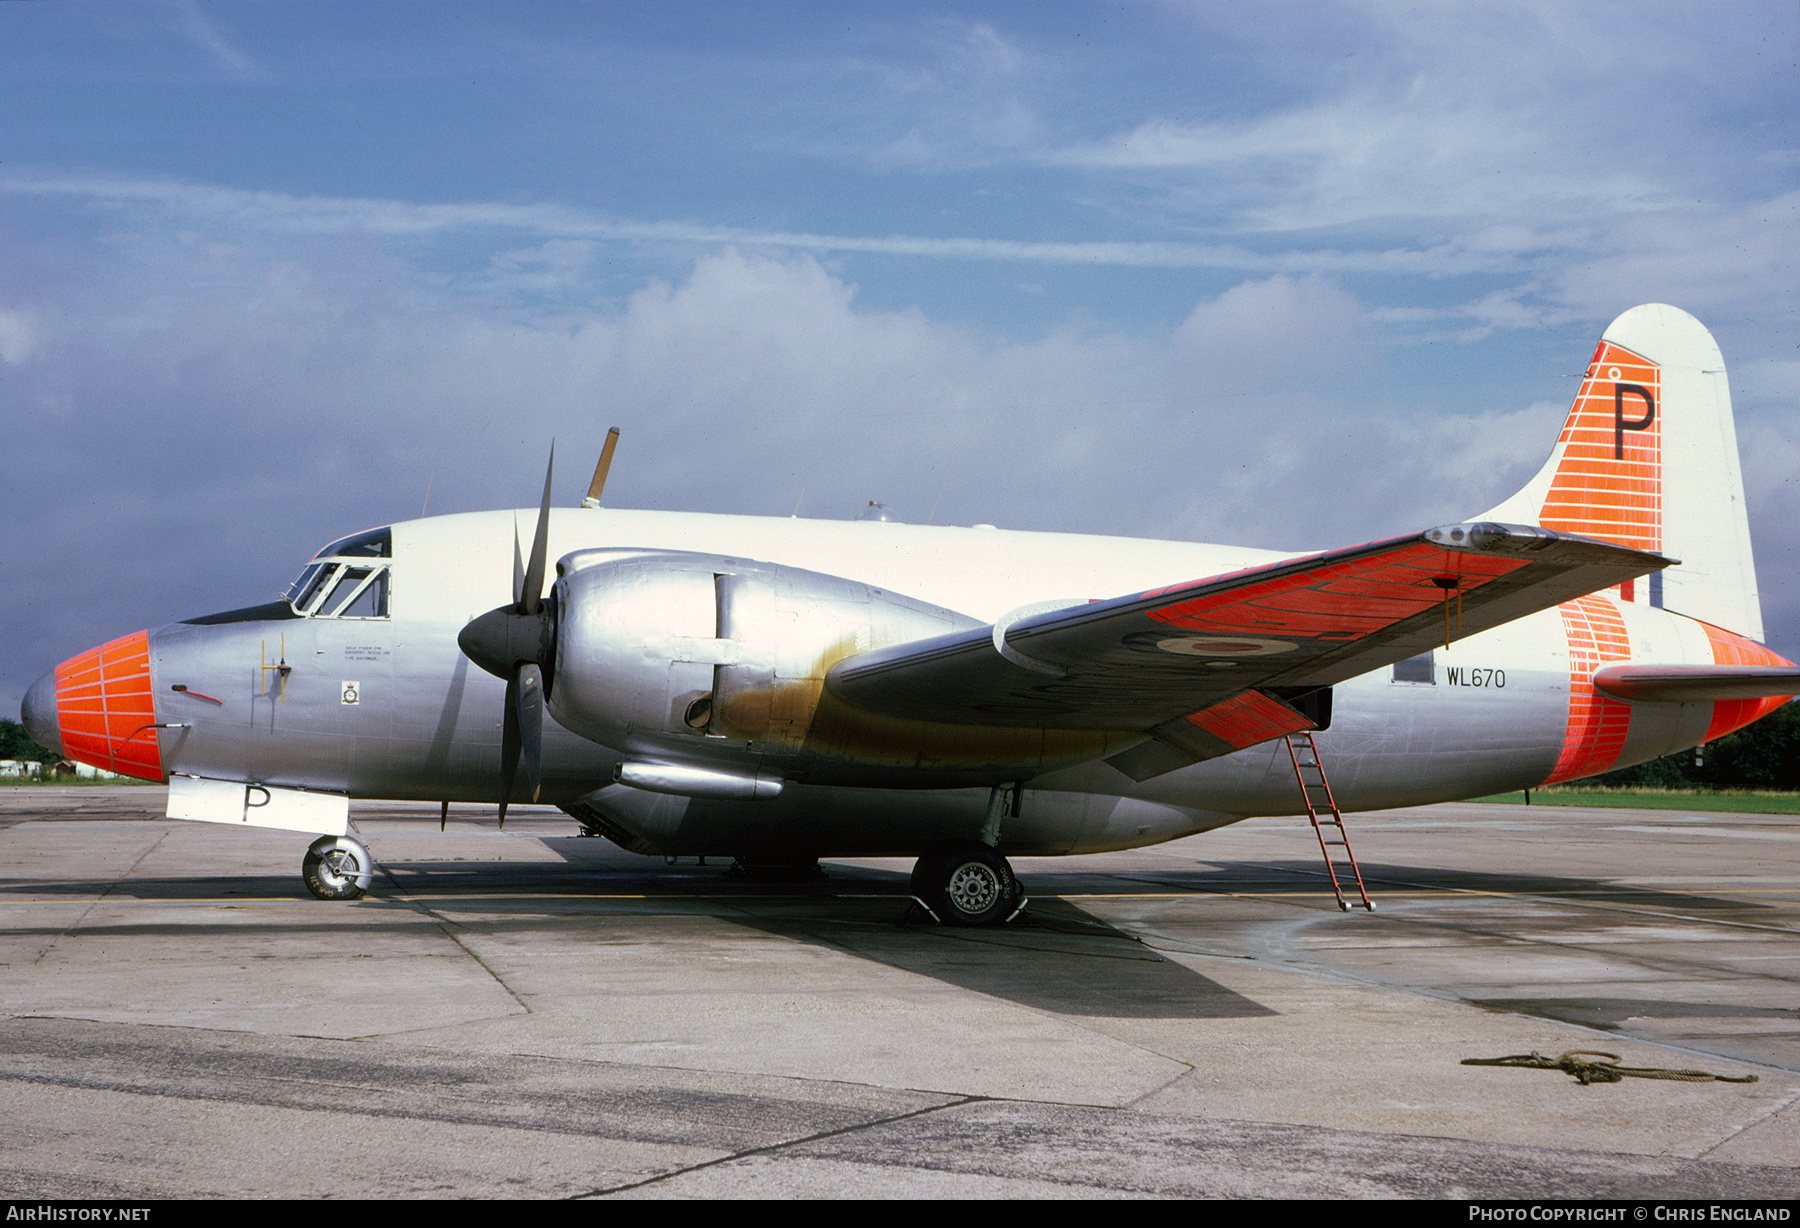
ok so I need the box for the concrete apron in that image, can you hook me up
[0,787,1794,1198]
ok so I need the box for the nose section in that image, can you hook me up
[42,630,164,782]
[20,671,62,755]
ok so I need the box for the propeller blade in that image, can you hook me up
[517,662,544,803]
[583,428,621,507]
[464,443,561,830]
[499,671,521,829]
[520,445,554,617]
[511,521,525,610]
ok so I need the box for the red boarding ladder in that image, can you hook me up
[1284,732,1375,912]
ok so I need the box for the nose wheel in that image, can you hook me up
[303,834,374,900]
[911,841,1025,926]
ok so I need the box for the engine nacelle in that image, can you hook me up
[547,549,978,768]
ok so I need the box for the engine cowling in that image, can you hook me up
[547,548,977,767]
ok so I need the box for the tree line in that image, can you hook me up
[1592,699,1800,791]
[0,718,61,766]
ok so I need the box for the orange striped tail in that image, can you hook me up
[1483,304,1761,640]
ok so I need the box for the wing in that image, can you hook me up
[827,522,1669,780]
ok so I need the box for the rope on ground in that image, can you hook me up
[1461,1050,1758,1085]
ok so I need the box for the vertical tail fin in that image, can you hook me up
[1482,304,1762,640]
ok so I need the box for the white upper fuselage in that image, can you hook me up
[391,506,1294,627]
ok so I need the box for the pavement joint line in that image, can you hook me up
[1694,1086,1800,1163]
[376,871,535,1016]
[31,830,167,964]
[574,1096,988,1199]
[1119,1061,1200,1110]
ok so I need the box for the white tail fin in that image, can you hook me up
[1482,304,1762,640]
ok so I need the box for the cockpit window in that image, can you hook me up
[336,570,389,618]
[286,532,393,619]
[286,563,327,607]
[313,527,391,560]
[289,563,337,613]
[322,567,387,618]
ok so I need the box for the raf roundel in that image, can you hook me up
[1153,636,1298,657]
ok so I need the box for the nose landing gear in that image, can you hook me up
[910,840,1026,927]
[303,834,374,900]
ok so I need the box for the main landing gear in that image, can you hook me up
[910,840,1026,927]
[303,834,374,901]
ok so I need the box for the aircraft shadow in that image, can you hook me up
[4,855,1276,1022]
[727,894,1279,1021]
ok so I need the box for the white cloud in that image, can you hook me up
[1171,274,1369,392]
[1,172,1523,276]
[0,310,39,364]
[867,22,1045,169]
[487,240,604,297]
[173,0,265,81]
[1057,98,1671,232]
[1544,192,1800,319]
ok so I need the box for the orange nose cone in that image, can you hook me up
[52,630,164,782]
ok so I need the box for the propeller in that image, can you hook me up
[458,446,558,827]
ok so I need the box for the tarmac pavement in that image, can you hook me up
[0,786,1795,1199]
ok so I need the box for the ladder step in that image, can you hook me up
[1285,732,1374,913]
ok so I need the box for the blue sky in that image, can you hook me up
[2,1,1797,711]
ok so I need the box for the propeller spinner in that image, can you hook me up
[457,447,559,826]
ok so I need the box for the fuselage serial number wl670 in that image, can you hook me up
[1444,666,1506,688]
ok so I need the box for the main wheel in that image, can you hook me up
[303,836,370,901]
[911,841,1020,927]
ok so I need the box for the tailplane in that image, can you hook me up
[1482,304,1762,640]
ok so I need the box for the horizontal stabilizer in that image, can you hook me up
[1591,665,1800,703]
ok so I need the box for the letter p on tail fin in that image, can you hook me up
[1482,304,1763,640]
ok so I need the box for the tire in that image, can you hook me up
[303,839,368,901]
[912,841,1019,927]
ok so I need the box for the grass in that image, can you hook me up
[1475,786,1800,814]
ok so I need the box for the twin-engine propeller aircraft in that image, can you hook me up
[21,304,1799,923]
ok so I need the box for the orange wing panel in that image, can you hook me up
[1147,542,1527,639]
[1184,690,1314,749]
